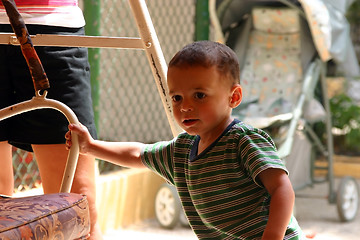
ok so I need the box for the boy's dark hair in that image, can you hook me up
[168,41,240,84]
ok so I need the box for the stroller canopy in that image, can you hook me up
[299,0,359,77]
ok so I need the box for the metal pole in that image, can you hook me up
[128,0,183,137]
[320,61,336,203]
[0,94,80,193]
[83,0,101,130]
[195,0,209,41]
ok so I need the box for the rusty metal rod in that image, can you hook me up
[1,0,50,92]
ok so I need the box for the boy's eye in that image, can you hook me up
[172,95,182,102]
[194,92,206,99]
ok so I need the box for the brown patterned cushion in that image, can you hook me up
[0,193,90,240]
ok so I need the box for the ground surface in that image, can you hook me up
[104,179,360,240]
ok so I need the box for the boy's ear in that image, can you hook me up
[229,84,242,108]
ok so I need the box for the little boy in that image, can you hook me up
[66,41,305,239]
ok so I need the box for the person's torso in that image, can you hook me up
[142,120,304,239]
[0,0,85,28]
[173,121,273,239]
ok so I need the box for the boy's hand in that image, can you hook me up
[65,123,94,155]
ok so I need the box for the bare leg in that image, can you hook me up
[33,144,102,240]
[0,141,14,196]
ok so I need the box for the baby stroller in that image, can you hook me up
[215,0,360,222]
[154,0,360,229]
[0,0,175,238]
[0,1,91,239]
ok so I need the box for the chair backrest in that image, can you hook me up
[234,7,303,119]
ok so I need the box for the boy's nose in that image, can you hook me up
[180,99,193,112]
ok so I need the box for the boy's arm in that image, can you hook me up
[258,168,295,240]
[86,140,146,168]
[66,123,146,168]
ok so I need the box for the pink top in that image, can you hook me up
[0,0,85,27]
[1,0,77,6]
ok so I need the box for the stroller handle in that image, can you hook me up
[0,92,80,193]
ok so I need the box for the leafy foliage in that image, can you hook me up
[330,93,360,154]
[347,0,360,24]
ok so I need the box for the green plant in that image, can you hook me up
[347,0,360,24]
[330,93,360,154]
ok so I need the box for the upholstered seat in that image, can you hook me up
[0,193,90,240]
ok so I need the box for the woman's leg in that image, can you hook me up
[0,141,14,196]
[33,144,102,240]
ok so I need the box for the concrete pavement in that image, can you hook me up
[103,179,360,240]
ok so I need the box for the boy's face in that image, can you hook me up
[167,65,242,141]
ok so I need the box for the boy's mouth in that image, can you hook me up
[182,119,198,126]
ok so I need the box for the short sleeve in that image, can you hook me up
[239,130,288,187]
[141,140,176,185]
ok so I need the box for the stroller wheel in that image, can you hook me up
[337,176,360,222]
[155,184,181,229]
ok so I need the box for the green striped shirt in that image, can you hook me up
[141,120,304,239]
